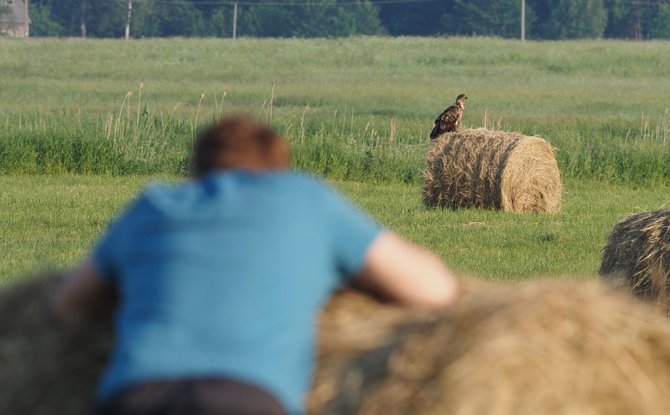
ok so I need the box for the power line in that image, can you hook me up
[123,0,670,7]
[133,0,440,5]
[127,0,670,7]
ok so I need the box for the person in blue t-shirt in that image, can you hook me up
[53,116,460,415]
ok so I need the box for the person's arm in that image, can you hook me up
[52,259,117,324]
[355,231,460,308]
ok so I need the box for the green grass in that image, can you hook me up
[339,179,670,280]
[2,37,669,118]
[1,175,667,283]
[1,37,669,284]
[0,175,149,282]
[1,37,670,184]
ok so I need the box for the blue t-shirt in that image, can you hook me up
[92,171,381,414]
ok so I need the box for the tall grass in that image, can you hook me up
[0,111,190,175]
[1,106,668,185]
[1,37,669,184]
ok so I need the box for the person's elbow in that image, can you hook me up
[409,270,460,308]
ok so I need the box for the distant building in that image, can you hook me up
[0,0,30,38]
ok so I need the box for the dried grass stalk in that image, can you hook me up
[600,209,670,314]
[321,279,670,415]
[423,129,562,213]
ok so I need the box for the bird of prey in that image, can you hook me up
[430,94,468,139]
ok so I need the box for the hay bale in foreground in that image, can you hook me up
[321,279,670,415]
[307,279,491,413]
[0,274,478,415]
[423,129,561,213]
[0,275,422,415]
[600,209,670,314]
[0,274,112,415]
[5,276,670,415]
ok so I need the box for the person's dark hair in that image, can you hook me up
[192,116,291,177]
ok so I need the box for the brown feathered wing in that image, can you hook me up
[430,104,463,139]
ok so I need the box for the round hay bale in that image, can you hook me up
[308,289,435,414]
[10,276,668,415]
[423,129,562,213]
[0,274,112,415]
[600,208,670,314]
[322,279,670,415]
[0,273,481,414]
[0,275,435,414]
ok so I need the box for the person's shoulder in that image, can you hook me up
[265,172,345,213]
[141,180,180,203]
[272,171,330,192]
[143,179,184,194]
[134,179,196,215]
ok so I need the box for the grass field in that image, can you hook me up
[1,175,667,283]
[1,36,669,283]
[2,37,670,183]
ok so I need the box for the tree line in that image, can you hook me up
[23,0,670,40]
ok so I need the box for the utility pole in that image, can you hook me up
[125,0,132,40]
[232,2,238,39]
[24,0,29,37]
[520,0,525,41]
[80,0,87,37]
